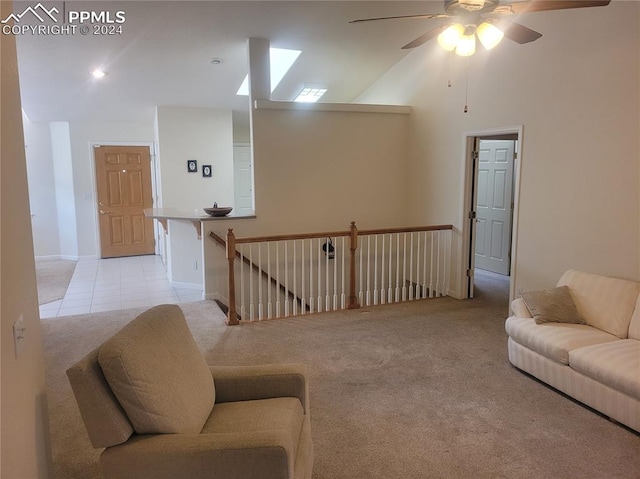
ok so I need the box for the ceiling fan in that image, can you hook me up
[350,0,611,56]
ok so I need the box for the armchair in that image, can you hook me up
[66,304,313,479]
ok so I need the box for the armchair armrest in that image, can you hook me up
[101,430,294,479]
[210,364,310,414]
[510,297,532,318]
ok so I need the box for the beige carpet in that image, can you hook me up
[42,279,640,479]
[35,258,77,305]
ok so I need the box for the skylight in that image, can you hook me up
[294,87,327,103]
[236,47,302,96]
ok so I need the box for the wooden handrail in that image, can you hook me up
[221,224,453,245]
[209,231,310,318]
[358,224,453,236]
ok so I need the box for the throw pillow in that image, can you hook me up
[521,286,586,325]
[98,304,215,434]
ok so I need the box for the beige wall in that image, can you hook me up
[203,105,411,300]
[357,1,640,295]
[1,0,52,474]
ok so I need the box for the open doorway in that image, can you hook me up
[462,127,523,302]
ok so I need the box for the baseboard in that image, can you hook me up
[34,254,62,261]
[171,281,203,290]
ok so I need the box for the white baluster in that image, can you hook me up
[301,239,306,314]
[333,238,338,310]
[309,239,314,313]
[408,232,414,301]
[267,242,272,319]
[429,231,434,298]
[276,243,281,318]
[366,235,371,306]
[415,232,421,300]
[318,238,322,312]
[249,243,255,321]
[373,235,379,305]
[239,245,245,320]
[395,233,401,302]
[381,234,386,304]
[388,233,393,303]
[436,230,441,297]
[285,241,290,317]
[340,236,346,309]
[258,244,263,320]
[358,237,364,306]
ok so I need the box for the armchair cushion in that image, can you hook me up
[98,304,215,434]
[100,398,308,479]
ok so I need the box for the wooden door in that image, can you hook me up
[474,140,515,275]
[94,145,155,258]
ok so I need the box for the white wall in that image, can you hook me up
[49,122,78,260]
[155,106,234,285]
[23,117,60,258]
[357,1,640,294]
[1,0,52,474]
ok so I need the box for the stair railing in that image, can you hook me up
[214,221,453,325]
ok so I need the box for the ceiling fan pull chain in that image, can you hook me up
[464,65,470,113]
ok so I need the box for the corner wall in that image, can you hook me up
[357,1,640,294]
[1,0,52,474]
[155,106,234,285]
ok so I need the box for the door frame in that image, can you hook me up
[460,125,523,302]
[90,141,158,258]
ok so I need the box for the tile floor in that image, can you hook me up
[39,255,204,318]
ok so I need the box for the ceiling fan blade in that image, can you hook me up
[349,13,449,24]
[401,25,450,49]
[496,20,542,44]
[507,1,611,14]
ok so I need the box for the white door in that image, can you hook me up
[233,145,254,216]
[474,140,515,275]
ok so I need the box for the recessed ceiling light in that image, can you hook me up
[91,69,106,79]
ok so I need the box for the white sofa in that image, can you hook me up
[505,270,640,432]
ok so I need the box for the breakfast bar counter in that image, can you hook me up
[144,208,256,239]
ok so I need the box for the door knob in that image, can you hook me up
[99,202,105,207]
[99,210,111,215]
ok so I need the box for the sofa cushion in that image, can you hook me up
[520,286,585,325]
[98,304,215,434]
[569,340,640,399]
[557,270,640,339]
[505,316,619,365]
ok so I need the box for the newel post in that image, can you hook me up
[348,221,360,309]
[226,228,239,325]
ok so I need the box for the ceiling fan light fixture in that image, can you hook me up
[477,21,504,50]
[455,30,476,57]
[437,23,465,51]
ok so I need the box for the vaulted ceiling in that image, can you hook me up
[15,1,445,123]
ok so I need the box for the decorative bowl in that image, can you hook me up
[203,207,233,217]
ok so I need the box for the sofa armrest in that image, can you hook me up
[210,364,309,414]
[510,297,532,318]
[100,430,294,479]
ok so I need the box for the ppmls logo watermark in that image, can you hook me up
[2,2,126,36]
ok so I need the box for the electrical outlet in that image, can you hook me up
[13,314,26,358]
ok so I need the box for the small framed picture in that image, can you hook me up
[202,164,212,177]
[187,160,197,173]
